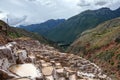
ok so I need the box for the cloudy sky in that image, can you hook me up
[0,0,120,26]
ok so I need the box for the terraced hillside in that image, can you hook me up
[0,38,111,80]
[67,17,120,80]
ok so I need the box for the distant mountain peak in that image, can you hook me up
[19,19,65,36]
[98,7,111,10]
[80,7,111,15]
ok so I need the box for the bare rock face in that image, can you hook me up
[0,39,112,80]
[0,35,7,45]
[0,20,10,45]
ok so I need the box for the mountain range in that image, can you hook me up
[45,7,120,45]
[19,19,65,36]
[19,7,120,46]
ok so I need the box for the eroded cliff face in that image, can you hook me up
[0,38,111,80]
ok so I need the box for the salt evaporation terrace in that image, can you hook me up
[0,39,111,80]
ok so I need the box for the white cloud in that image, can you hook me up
[0,11,7,19]
[77,0,120,9]
[7,15,27,26]
[78,0,91,7]
[95,1,107,6]
[0,0,120,26]
[0,11,27,26]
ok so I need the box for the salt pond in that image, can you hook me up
[9,63,42,79]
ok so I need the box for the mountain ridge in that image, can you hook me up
[45,7,120,45]
[19,19,65,36]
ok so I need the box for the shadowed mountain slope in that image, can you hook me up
[19,19,65,36]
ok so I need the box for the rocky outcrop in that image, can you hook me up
[0,39,111,80]
[0,35,7,45]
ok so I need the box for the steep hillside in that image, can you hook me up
[46,7,120,45]
[0,20,55,45]
[67,17,120,80]
[0,35,111,80]
[9,27,52,44]
[19,19,65,36]
[0,20,9,44]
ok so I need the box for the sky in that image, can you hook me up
[0,0,120,26]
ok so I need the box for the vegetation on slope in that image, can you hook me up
[9,27,51,44]
[67,17,120,80]
[0,20,56,46]
[46,7,120,45]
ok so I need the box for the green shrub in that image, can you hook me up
[8,32,22,38]
[97,51,114,61]
[115,37,120,43]
[111,61,114,65]
[117,62,120,70]
[116,54,120,60]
